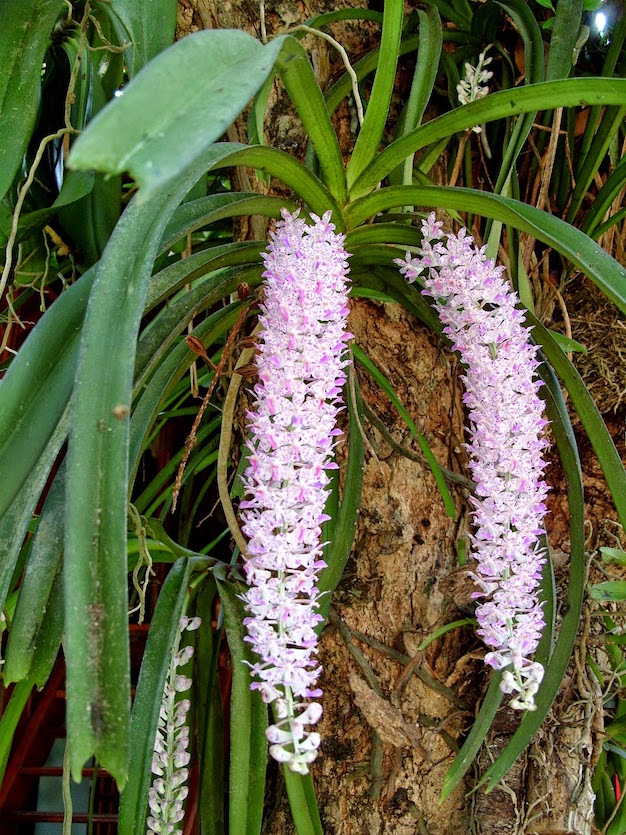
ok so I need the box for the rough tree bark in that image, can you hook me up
[176,2,609,833]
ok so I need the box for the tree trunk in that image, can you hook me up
[177,3,601,833]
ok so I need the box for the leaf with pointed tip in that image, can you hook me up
[68,31,286,199]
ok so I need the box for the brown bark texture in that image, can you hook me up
[176,2,618,833]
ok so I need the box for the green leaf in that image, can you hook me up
[441,674,504,801]
[0,0,64,200]
[195,583,225,835]
[159,193,290,255]
[64,133,240,784]
[317,372,365,620]
[546,0,584,79]
[345,186,626,317]
[548,331,587,354]
[118,559,194,835]
[346,0,404,188]
[589,582,626,602]
[4,466,65,685]
[110,0,177,76]
[0,267,94,518]
[145,241,264,312]
[529,316,626,529]
[277,37,347,202]
[0,679,38,785]
[68,31,286,199]
[217,580,268,835]
[394,6,442,188]
[130,307,241,482]
[600,547,626,566]
[282,767,324,835]
[0,407,68,617]
[349,77,626,197]
[0,170,95,248]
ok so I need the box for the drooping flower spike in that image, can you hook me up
[240,209,351,772]
[396,214,549,711]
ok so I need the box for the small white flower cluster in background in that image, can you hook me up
[457,50,493,132]
[240,209,351,774]
[147,615,201,835]
[396,214,549,712]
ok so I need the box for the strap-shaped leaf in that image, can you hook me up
[0,407,69,616]
[545,0,584,81]
[159,193,291,255]
[346,0,404,188]
[0,268,94,517]
[4,465,65,685]
[217,579,268,835]
[350,77,626,197]
[277,37,347,202]
[282,767,324,835]
[146,241,264,312]
[69,31,287,199]
[130,308,241,481]
[344,187,626,316]
[117,558,194,835]
[317,372,365,619]
[529,316,626,529]
[0,0,64,200]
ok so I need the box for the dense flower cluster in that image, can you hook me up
[396,214,549,710]
[147,615,201,835]
[457,50,493,132]
[240,209,351,773]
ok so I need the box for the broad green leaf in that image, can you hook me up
[350,78,626,197]
[217,580,268,835]
[345,186,626,317]
[68,31,286,198]
[118,558,193,835]
[277,37,347,202]
[589,582,626,602]
[548,331,587,354]
[110,0,177,76]
[346,0,404,188]
[64,134,248,784]
[600,547,626,566]
[0,0,64,200]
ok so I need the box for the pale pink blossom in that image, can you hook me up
[240,209,351,771]
[396,214,548,710]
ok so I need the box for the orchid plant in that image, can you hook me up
[1,0,626,833]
